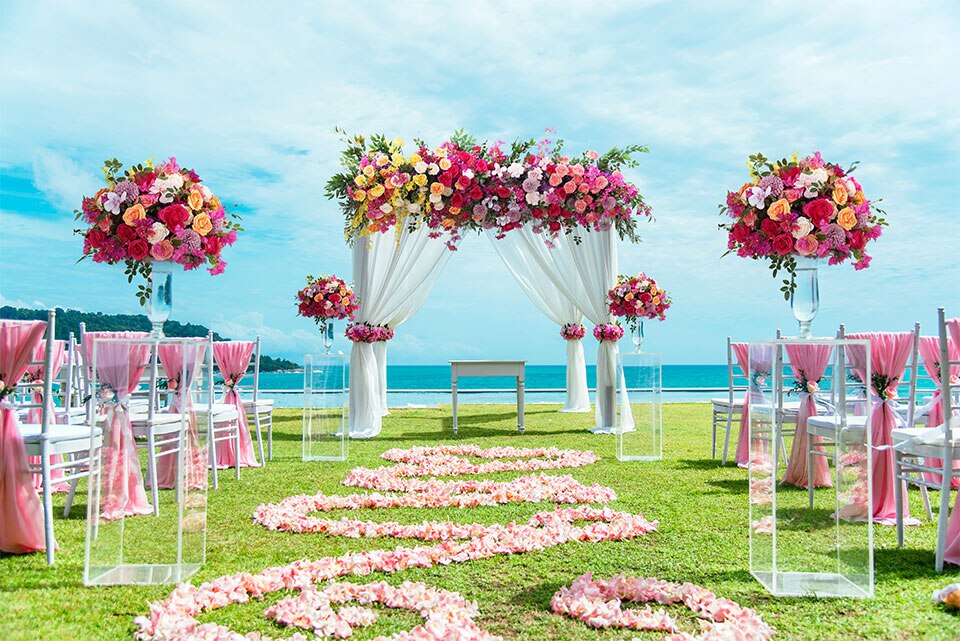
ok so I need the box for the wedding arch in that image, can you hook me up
[324,132,653,438]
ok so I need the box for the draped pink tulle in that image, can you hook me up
[154,342,207,489]
[781,343,833,488]
[213,341,260,469]
[942,318,960,565]
[733,343,771,468]
[25,340,70,493]
[90,335,153,520]
[918,336,960,487]
[847,332,918,526]
[0,320,49,554]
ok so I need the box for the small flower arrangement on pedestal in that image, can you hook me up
[296,275,358,352]
[608,273,670,351]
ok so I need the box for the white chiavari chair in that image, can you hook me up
[712,336,745,461]
[242,335,273,464]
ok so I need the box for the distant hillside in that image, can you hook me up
[0,306,300,372]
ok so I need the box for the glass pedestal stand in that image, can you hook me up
[84,337,208,585]
[615,351,662,461]
[748,337,873,598]
[303,353,347,461]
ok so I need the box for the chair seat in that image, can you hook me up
[893,419,960,458]
[130,412,182,426]
[711,398,744,408]
[20,423,103,455]
[195,403,239,422]
[806,414,869,441]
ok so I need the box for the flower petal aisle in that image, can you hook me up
[134,446,766,640]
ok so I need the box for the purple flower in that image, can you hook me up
[114,180,140,203]
[758,175,784,198]
[824,223,846,246]
[178,229,202,252]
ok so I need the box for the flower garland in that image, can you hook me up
[135,445,660,641]
[77,157,241,304]
[345,322,393,343]
[608,273,671,331]
[560,323,586,340]
[296,275,359,332]
[593,323,624,343]
[551,573,774,641]
[325,132,652,250]
[720,151,886,295]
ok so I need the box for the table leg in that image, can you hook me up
[452,378,459,435]
[517,376,524,434]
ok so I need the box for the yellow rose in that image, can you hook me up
[391,152,405,166]
[837,207,857,231]
[362,165,376,178]
[853,190,865,205]
[832,184,848,206]
[376,155,389,167]
[430,182,444,195]
[653,296,661,305]
[391,137,405,148]
[413,174,428,187]
[186,188,204,211]
[353,189,366,202]
[122,203,146,226]
[439,158,452,171]
[369,184,385,198]
[767,198,791,221]
[354,175,367,187]
[192,212,213,236]
[207,195,222,211]
[409,153,422,164]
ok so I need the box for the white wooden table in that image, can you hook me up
[450,360,525,434]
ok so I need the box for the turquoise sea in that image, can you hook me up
[241,364,938,409]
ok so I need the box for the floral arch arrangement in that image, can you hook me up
[325,130,653,249]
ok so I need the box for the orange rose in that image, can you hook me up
[767,198,791,221]
[430,182,444,195]
[122,203,146,226]
[832,184,848,206]
[853,190,865,205]
[207,195,222,210]
[441,218,455,228]
[837,207,857,231]
[192,212,213,236]
[187,188,204,211]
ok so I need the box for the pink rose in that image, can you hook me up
[772,234,794,255]
[802,198,836,229]
[586,150,599,161]
[795,234,819,256]
[150,240,174,261]
[158,204,190,229]
[128,239,150,260]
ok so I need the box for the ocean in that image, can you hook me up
[242,364,939,409]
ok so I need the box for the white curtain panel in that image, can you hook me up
[348,224,454,438]
[486,230,590,412]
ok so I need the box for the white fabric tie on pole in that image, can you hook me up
[348,225,454,438]
[485,230,590,412]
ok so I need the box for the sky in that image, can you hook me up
[1,0,957,365]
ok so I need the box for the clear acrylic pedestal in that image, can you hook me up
[84,337,208,586]
[303,353,347,461]
[748,337,873,598]
[616,351,662,461]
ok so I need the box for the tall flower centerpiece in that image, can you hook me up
[608,273,671,352]
[76,157,241,336]
[720,152,886,338]
[325,130,653,249]
[296,275,358,353]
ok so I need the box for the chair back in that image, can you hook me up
[938,308,960,447]
[252,336,262,403]
[4,311,56,435]
[728,337,749,402]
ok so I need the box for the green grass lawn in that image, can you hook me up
[1,403,957,640]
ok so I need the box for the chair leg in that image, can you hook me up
[41,449,55,565]
[895,451,904,548]
[711,407,718,459]
[209,431,219,490]
[920,486,933,521]
[234,423,241,480]
[807,432,815,509]
[146,432,160,517]
[721,410,733,466]
[253,410,265,467]
[936,473,953,572]
[64,476,80,517]
[267,412,273,461]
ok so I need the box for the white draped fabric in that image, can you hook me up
[486,231,590,412]
[348,225,454,438]
[487,226,631,430]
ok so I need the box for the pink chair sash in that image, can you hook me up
[781,343,833,488]
[732,343,772,468]
[155,342,207,489]
[0,320,49,554]
[212,341,260,468]
[25,340,70,493]
[91,336,152,520]
[847,332,918,526]
[941,318,960,565]
[918,336,960,487]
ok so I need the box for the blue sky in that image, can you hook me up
[1,0,957,365]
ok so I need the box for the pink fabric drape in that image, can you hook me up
[0,320,49,554]
[155,342,207,489]
[25,340,70,493]
[918,336,960,487]
[733,343,772,468]
[90,334,152,520]
[212,341,260,469]
[781,343,833,488]
[847,332,918,526]
[941,318,960,566]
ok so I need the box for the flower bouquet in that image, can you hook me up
[559,323,586,340]
[593,323,624,343]
[296,275,358,352]
[720,151,886,297]
[345,322,393,343]
[608,273,671,330]
[325,130,652,250]
[76,157,240,305]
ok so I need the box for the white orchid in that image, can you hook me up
[102,191,123,215]
[747,186,771,209]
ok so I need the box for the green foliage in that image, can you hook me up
[0,306,299,371]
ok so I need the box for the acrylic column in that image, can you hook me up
[84,336,208,585]
[303,352,347,461]
[615,350,662,461]
[748,337,873,598]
